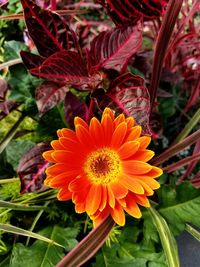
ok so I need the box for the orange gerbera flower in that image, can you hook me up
[43,108,162,226]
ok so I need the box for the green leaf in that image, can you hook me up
[6,140,34,170]
[158,182,200,235]
[4,40,28,61]
[148,207,180,267]
[9,226,79,267]
[0,223,63,247]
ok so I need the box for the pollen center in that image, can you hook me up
[84,148,121,184]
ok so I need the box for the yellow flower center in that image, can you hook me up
[84,147,121,184]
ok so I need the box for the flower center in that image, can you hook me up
[84,148,121,184]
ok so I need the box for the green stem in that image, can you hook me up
[0,113,26,154]
[0,178,19,184]
[185,224,200,242]
[173,107,200,144]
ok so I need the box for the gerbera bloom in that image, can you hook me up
[43,108,162,226]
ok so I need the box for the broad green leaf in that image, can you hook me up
[4,40,28,61]
[158,182,200,235]
[148,207,180,267]
[6,140,34,170]
[0,223,63,247]
[9,226,79,267]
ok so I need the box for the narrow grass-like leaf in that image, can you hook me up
[185,224,200,242]
[148,207,180,267]
[56,215,115,267]
[0,223,63,247]
[0,200,50,212]
[173,107,200,144]
[151,128,200,166]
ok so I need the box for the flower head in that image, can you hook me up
[43,108,162,226]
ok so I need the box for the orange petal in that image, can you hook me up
[122,160,152,174]
[92,208,109,228]
[135,177,160,190]
[43,151,56,163]
[125,126,142,142]
[75,125,94,149]
[46,163,79,176]
[130,150,155,162]
[134,194,150,207]
[52,151,84,165]
[137,180,154,196]
[51,140,64,150]
[102,107,114,121]
[75,202,85,213]
[69,176,90,192]
[101,114,114,145]
[114,114,125,128]
[57,188,72,201]
[59,137,85,153]
[126,117,135,129]
[110,122,127,148]
[74,117,89,129]
[118,141,140,159]
[119,175,144,194]
[99,185,107,211]
[109,182,128,199]
[146,166,163,178]
[110,201,125,226]
[60,128,77,140]
[57,129,63,137]
[117,198,126,208]
[107,185,115,208]
[137,136,151,150]
[85,184,102,215]
[89,117,104,146]
[47,171,76,188]
[124,194,142,218]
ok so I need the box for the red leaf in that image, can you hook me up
[35,81,68,115]
[28,50,94,85]
[20,50,45,69]
[108,73,150,133]
[64,91,89,128]
[97,0,168,26]
[93,73,150,134]
[21,0,77,57]
[0,101,19,121]
[17,143,51,193]
[88,23,142,72]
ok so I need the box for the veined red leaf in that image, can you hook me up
[0,101,20,121]
[35,81,68,115]
[17,143,51,193]
[21,0,77,57]
[26,50,95,85]
[20,51,45,69]
[64,91,89,128]
[93,73,150,134]
[97,0,168,26]
[88,23,142,72]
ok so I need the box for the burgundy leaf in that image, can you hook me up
[21,0,77,57]
[64,91,89,128]
[17,143,51,193]
[0,0,8,7]
[20,50,45,70]
[97,0,168,26]
[93,73,150,134]
[35,81,68,115]
[0,101,20,121]
[0,79,8,100]
[88,23,142,72]
[28,50,96,85]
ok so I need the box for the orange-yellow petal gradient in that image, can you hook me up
[43,107,163,227]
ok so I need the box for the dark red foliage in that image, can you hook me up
[0,79,8,100]
[94,73,150,134]
[21,0,77,57]
[97,0,168,26]
[64,91,89,128]
[17,143,51,193]
[0,101,20,121]
[88,23,142,72]
[20,51,45,69]
[35,81,68,115]
[23,50,98,85]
